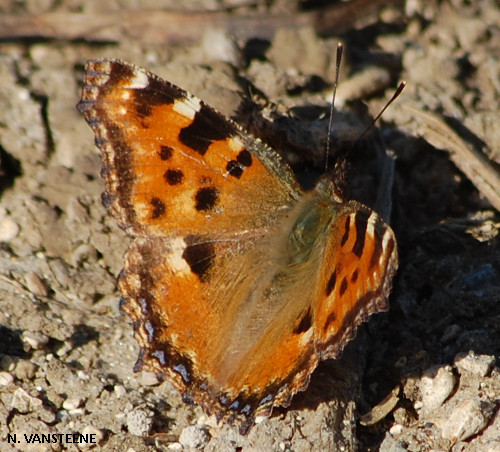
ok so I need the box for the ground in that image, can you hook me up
[0,0,499,451]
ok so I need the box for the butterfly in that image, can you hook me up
[77,59,398,434]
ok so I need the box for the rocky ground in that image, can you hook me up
[0,0,499,451]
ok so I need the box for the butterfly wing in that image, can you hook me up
[77,59,302,236]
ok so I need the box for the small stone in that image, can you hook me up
[62,398,81,410]
[419,365,456,416]
[439,397,495,441]
[24,272,49,298]
[114,384,127,398]
[389,424,403,435]
[10,387,42,413]
[455,351,495,377]
[140,371,159,386]
[80,425,104,448]
[0,371,14,386]
[179,425,211,449]
[22,330,49,349]
[0,218,19,241]
[126,409,153,436]
[14,360,37,380]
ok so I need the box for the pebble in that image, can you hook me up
[126,409,153,436]
[114,384,127,398]
[140,371,160,386]
[14,360,37,380]
[24,272,49,298]
[389,424,403,435]
[80,425,104,448]
[10,387,42,413]
[439,397,495,441]
[419,365,456,416]
[22,330,49,349]
[0,371,14,386]
[0,218,19,241]
[419,366,457,416]
[62,398,81,411]
[455,351,495,377]
[179,425,211,449]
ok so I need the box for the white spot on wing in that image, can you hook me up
[166,237,189,274]
[126,69,149,89]
[366,212,376,238]
[173,94,201,119]
[228,136,244,153]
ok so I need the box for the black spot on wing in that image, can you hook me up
[178,104,238,156]
[351,269,359,282]
[352,214,367,258]
[227,149,253,179]
[237,149,252,167]
[293,308,312,334]
[164,169,184,185]
[158,145,173,160]
[370,226,384,269]
[324,312,336,332]
[326,269,337,296]
[150,197,166,218]
[226,160,244,179]
[340,216,350,246]
[182,236,214,282]
[195,186,219,211]
[339,277,348,296]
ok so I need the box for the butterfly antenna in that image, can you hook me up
[325,42,343,173]
[351,80,407,151]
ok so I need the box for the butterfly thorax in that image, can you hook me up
[287,194,337,267]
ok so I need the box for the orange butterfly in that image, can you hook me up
[77,59,397,433]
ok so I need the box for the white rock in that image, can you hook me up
[419,365,456,416]
[0,218,19,241]
[127,409,153,436]
[0,371,14,386]
[179,425,211,449]
[440,397,495,441]
[22,330,49,349]
[389,423,403,435]
[62,398,81,410]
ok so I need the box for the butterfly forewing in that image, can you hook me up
[77,59,302,236]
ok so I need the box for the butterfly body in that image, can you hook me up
[77,59,397,433]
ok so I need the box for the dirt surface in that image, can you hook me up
[0,0,499,451]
